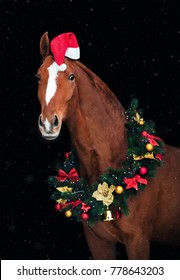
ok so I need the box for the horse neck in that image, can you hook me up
[66,62,128,184]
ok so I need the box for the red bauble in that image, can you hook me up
[139,166,148,175]
[64,152,70,158]
[116,210,121,219]
[55,203,61,211]
[155,153,163,160]
[141,130,147,137]
[81,212,89,221]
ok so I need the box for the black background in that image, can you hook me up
[1,0,180,260]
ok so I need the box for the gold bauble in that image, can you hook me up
[65,210,72,218]
[139,119,145,125]
[115,186,124,194]
[146,143,154,151]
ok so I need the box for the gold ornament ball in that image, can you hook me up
[139,119,145,125]
[146,143,154,151]
[65,209,72,218]
[115,186,124,194]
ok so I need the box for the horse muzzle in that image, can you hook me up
[38,114,61,140]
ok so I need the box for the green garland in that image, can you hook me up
[48,99,164,226]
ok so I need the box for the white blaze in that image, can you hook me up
[45,62,58,105]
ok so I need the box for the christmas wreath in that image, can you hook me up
[48,98,164,226]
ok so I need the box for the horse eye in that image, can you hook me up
[68,74,75,81]
[35,74,41,82]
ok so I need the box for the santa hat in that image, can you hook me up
[50,32,80,71]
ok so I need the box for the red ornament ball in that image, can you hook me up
[55,203,61,211]
[64,152,70,158]
[139,166,148,175]
[81,212,89,221]
[155,153,163,161]
[141,130,147,137]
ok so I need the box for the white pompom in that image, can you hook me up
[56,63,67,72]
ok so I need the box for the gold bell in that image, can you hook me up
[104,210,114,221]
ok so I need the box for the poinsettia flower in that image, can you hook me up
[92,182,115,206]
[56,186,73,192]
[81,202,91,212]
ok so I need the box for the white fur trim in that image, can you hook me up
[56,63,67,72]
[65,47,80,60]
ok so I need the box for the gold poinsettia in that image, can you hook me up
[56,186,73,192]
[92,182,115,206]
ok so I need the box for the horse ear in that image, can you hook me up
[40,31,50,60]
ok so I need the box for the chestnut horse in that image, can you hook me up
[37,32,180,259]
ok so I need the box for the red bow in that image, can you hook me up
[124,174,148,190]
[56,168,79,182]
[142,131,162,146]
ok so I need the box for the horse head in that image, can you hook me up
[37,32,79,140]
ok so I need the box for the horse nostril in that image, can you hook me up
[53,115,59,127]
[38,115,43,127]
